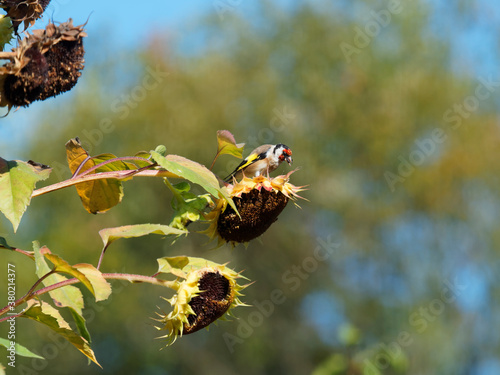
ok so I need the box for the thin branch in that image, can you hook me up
[31,169,180,198]
[1,247,36,260]
[209,150,222,171]
[33,273,175,297]
[75,156,154,178]
[0,272,176,319]
[96,244,109,271]
[0,310,26,323]
[0,269,57,317]
[71,155,92,178]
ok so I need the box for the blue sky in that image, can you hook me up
[1,3,499,373]
[1,0,499,151]
[0,1,217,154]
[47,1,213,46]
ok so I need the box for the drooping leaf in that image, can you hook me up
[33,243,84,315]
[68,307,92,344]
[181,256,229,271]
[0,337,44,359]
[43,252,95,297]
[156,256,242,281]
[156,256,189,278]
[65,138,133,214]
[216,130,245,158]
[73,263,112,302]
[99,224,187,249]
[20,300,100,367]
[150,151,237,213]
[0,158,51,231]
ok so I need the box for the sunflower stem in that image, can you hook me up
[0,272,177,320]
[31,169,180,198]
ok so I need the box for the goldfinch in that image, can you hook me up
[224,144,293,182]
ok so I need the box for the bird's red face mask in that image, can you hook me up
[279,148,293,165]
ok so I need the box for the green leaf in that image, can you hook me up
[0,337,44,359]
[133,151,153,168]
[171,181,191,194]
[180,256,229,271]
[44,253,95,297]
[73,263,112,302]
[170,192,213,230]
[0,15,13,51]
[0,237,13,250]
[150,151,237,213]
[68,307,92,344]
[156,256,189,278]
[156,256,242,280]
[99,224,187,249]
[20,300,100,367]
[33,243,84,316]
[65,138,133,214]
[0,158,51,232]
[216,130,245,158]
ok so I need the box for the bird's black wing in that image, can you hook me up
[223,151,267,182]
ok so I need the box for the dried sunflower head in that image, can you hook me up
[0,19,86,111]
[203,170,306,245]
[0,0,51,32]
[154,258,248,345]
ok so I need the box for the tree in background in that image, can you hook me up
[1,1,499,374]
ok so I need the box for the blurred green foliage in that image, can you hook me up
[1,1,500,374]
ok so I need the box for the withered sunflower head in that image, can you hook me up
[203,170,306,246]
[0,19,86,111]
[154,260,248,345]
[0,0,51,32]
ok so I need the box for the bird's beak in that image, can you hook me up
[285,155,293,166]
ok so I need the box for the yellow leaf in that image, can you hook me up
[65,138,131,214]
